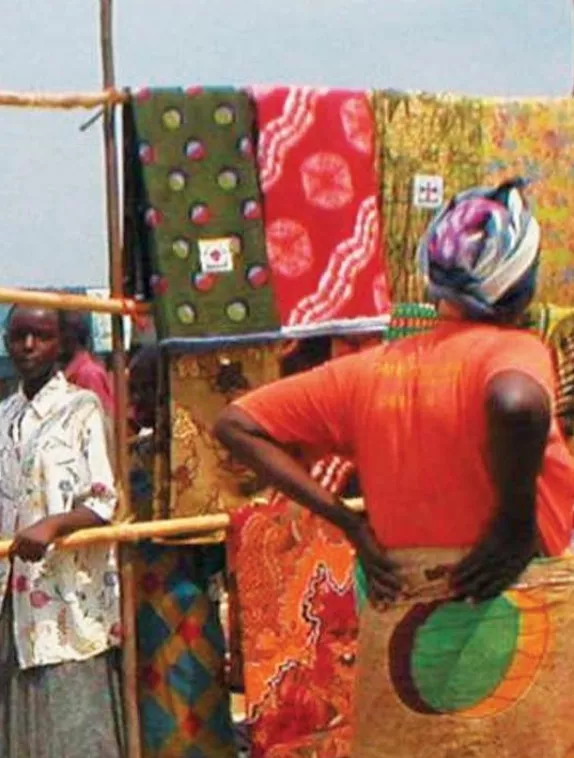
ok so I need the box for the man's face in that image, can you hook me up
[5,308,61,381]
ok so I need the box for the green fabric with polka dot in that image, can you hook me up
[126,87,280,338]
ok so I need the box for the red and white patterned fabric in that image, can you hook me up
[253,87,392,328]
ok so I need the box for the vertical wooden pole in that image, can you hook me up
[98,2,142,756]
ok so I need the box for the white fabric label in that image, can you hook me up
[198,238,235,273]
[413,174,444,209]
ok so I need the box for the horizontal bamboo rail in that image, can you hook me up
[0,499,366,558]
[0,286,149,317]
[0,89,127,109]
[0,515,230,558]
[0,90,569,111]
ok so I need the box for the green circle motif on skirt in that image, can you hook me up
[411,596,519,712]
[355,558,523,714]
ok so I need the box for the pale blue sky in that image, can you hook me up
[0,0,571,288]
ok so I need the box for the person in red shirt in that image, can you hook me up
[60,310,114,416]
[214,178,574,604]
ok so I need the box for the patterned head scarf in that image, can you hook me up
[418,178,541,321]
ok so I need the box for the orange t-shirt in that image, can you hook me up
[235,322,574,555]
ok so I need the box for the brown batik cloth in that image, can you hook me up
[152,345,281,526]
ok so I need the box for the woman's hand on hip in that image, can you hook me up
[451,519,537,602]
[348,514,402,604]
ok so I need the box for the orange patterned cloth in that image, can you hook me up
[227,460,357,757]
[264,727,352,757]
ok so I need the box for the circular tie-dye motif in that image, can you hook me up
[144,208,162,228]
[387,591,551,718]
[340,97,373,154]
[246,264,269,289]
[185,139,206,160]
[226,300,249,323]
[176,303,197,325]
[192,272,217,293]
[266,219,314,278]
[168,170,187,192]
[238,136,254,158]
[172,239,190,259]
[150,275,169,296]
[134,88,152,103]
[300,152,354,210]
[162,108,183,131]
[138,142,155,165]
[242,199,262,220]
[189,203,211,225]
[218,169,240,191]
[214,104,235,126]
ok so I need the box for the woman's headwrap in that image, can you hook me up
[417,178,541,321]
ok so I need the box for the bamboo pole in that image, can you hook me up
[98,1,141,756]
[0,499,366,558]
[0,89,127,109]
[0,515,231,558]
[0,90,568,112]
[0,286,149,317]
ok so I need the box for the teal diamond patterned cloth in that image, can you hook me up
[135,542,235,757]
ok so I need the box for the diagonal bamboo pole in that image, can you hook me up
[98,1,141,756]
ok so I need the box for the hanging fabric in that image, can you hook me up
[482,97,574,306]
[253,86,391,330]
[373,89,484,303]
[123,87,280,339]
[227,490,357,757]
[151,345,281,522]
[135,542,234,758]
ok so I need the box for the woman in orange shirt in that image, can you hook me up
[216,178,573,597]
[215,179,574,756]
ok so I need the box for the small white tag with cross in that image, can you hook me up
[413,174,444,209]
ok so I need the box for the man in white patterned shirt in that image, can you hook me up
[0,305,125,758]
